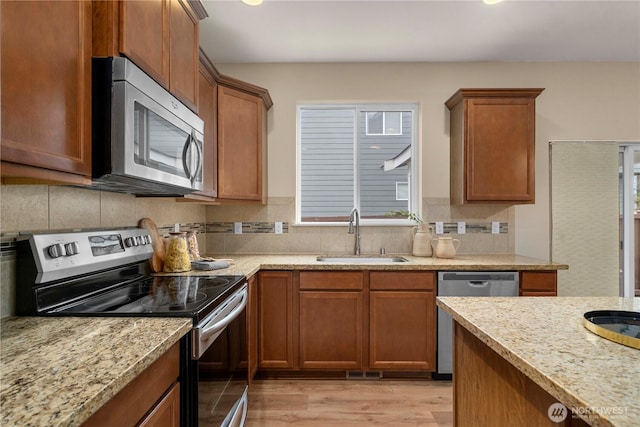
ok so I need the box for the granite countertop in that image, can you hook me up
[160,254,568,279]
[436,296,640,427]
[0,316,192,427]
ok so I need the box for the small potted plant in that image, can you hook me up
[386,210,433,257]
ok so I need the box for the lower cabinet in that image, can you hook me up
[299,271,364,370]
[258,270,436,374]
[520,271,558,296]
[258,271,295,369]
[81,342,180,427]
[369,271,436,371]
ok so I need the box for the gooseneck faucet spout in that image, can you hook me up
[348,208,361,255]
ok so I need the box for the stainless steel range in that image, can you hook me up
[16,227,249,427]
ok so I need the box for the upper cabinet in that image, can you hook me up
[193,52,219,199]
[93,0,202,112]
[445,88,544,205]
[1,0,92,185]
[216,75,273,203]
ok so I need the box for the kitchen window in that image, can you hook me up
[296,103,419,225]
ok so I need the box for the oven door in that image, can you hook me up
[195,284,249,427]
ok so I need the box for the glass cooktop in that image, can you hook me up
[49,275,245,322]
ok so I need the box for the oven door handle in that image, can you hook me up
[201,287,248,340]
[192,284,248,359]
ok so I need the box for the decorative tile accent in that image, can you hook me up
[429,222,508,234]
[205,222,289,234]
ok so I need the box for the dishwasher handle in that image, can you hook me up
[468,280,489,288]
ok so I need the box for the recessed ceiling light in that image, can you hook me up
[483,0,504,4]
[242,0,263,6]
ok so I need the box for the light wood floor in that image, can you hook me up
[246,378,453,426]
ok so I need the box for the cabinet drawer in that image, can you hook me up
[520,271,557,292]
[370,271,435,291]
[299,271,364,290]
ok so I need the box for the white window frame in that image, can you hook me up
[365,111,403,136]
[295,102,420,226]
[396,182,409,201]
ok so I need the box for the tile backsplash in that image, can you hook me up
[204,197,514,255]
[0,184,207,318]
[0,187,513,318]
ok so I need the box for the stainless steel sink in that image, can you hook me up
[316,256,409,263]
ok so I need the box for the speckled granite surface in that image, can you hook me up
[0,316,192,427]
[436,296,640,427]
[158,254,568,279]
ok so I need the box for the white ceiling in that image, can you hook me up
[198,0,640,63]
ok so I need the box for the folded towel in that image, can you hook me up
[191,260,231,271]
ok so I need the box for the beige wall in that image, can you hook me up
[212,62,640,260]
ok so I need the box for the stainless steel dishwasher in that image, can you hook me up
[436,271,519,377]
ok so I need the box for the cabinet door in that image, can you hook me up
[169,0,198,111]
[195,59,218,198]
[1,0,91,184]
[369,291,435,371]
[218,86,264,201]
[258,271,294,369]
[138,383,180,427]
[299,291,363,370]
[247,275,259,382]
[119,0,170,89]
[466,97,535,203]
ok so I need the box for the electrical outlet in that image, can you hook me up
[234,222,243,234]
[174,223,180,232]
[274,222,283,234]
[492,221,500,234]
[457,221,466,234]
[435,221,444,234]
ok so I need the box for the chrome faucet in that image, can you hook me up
[348,208,361,255]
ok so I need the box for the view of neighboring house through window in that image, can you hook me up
[297,103,418,224]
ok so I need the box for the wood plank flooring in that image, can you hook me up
[246,378,453,426]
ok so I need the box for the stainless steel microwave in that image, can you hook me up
[92,57,204,195]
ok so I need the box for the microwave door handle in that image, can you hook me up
[191,131,203,184]
[182,134,192,180]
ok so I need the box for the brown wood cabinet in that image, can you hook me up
[188,52,219,200]
[1,0,92,185]
[446,88,544,205]
[217,76,272,203]
[453,323,587,427]
[369,271,436,371]
[81,342,181,427]
[299,271,364,370]
[247,274,259,382]
[177,50,273,204]
[258,271,295,369]
[520,270,558,296]
[93,0,201,111]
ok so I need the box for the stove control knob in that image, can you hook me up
[47,243,66,258]
[124,237,135,247]
[64,241,80,256]
[144,235,152,245]
[136,236,144,245]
